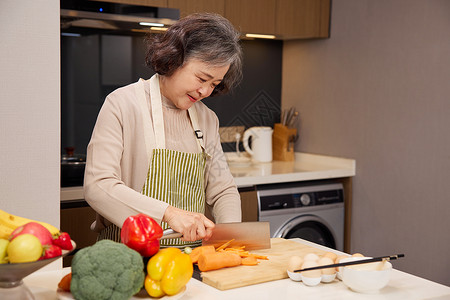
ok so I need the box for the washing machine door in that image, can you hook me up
[273,215,337,249]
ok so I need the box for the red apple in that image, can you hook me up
[9,222,53,246]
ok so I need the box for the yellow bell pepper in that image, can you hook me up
[144,276,165,298]
[145,247,193,297]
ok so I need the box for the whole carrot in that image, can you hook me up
[189,245,216,264]
[198,252,242,272]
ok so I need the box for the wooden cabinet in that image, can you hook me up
[224,0,330,39]
[90,0,167,7]
[167,0,225,18]
[225,0,277,35]
[276,0,330,39]
[60,201,98,267]
[240,189,259,222]
[88,0,330,39]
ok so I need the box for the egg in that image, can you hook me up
[335,255,349,280]
[323,251,338,262]
[318,257,336,283]
[300,260,322,286]
[352,253,364,258]
[303,252,320,262]
[287,255,304,272]
[286,255,304,281]
[300,260,322,279]
[335,255,348,271]
[318,257,336,275]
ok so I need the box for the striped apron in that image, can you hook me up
[98,74,208,248]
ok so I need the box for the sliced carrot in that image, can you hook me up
[223,249,251,258]
[198,252,242,272]
[241,256,259,266]
[249,254,269,260]
[58,273,71,292]
[189,245,215,264]
[227,246,246,250]
[238,252,251,258]
[215,239,235,251]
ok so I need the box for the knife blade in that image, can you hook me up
[162,222,271,250]
[203,222,271,250]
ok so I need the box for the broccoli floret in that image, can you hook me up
[71,240,145,300]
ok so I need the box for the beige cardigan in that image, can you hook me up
[84,79,241,231]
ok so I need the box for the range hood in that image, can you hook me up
[61,0,179,35]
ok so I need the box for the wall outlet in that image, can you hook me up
[219,126,245,143]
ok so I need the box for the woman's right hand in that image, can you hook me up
[162,206,215,242]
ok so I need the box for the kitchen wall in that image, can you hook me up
[0,1,60,270]
[282,0,450,285]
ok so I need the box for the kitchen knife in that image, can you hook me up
[203,222,271,250]
[162,222,271,250]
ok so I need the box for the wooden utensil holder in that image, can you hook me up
[272,123,297,161]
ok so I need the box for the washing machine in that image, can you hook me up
[257,180,344,251]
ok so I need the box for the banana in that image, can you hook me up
[0,209,60,239]
[0,224,12,239]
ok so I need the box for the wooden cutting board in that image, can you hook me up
[200,238,330,290]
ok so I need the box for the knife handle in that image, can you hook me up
[161,228,183,239]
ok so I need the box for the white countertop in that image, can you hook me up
[23,239,450,300]
[228,152,355,188]
[60,152,356,201]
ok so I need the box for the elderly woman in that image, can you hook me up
[84,13,243,248]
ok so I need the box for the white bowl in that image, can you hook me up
[287,270,302,282]
[341,257,392,293]
[225,152,252,168]
[337,256,367,280]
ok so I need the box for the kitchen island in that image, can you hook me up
[23,238,450,300]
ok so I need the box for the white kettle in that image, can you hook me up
[242,126,273,163]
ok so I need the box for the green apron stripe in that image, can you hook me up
[146,149,206,247]
[134,148,206,247]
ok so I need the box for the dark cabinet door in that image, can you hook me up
[61,202,98,267]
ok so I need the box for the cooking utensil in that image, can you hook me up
[284,107,294,126]
[162,222,271,250]
[294,254,405,273]
[61,147,86,187]
[287,111,298,128]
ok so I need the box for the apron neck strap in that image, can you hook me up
[149,74,166,149]
[188,105,206,153]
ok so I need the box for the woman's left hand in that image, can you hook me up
[162,206,215,241]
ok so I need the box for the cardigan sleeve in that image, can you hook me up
[84,87,169,230]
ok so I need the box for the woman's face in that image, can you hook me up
[159,58,230,110]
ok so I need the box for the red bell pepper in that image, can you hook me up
[121,214,163,257]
